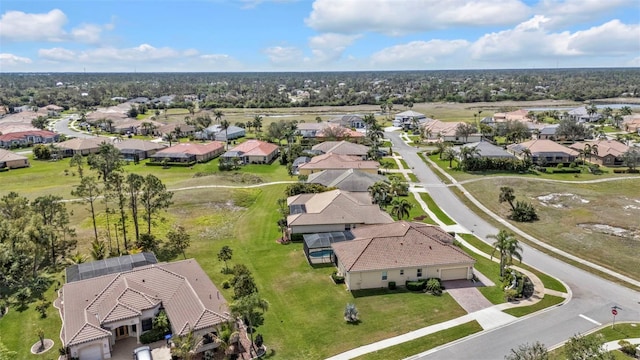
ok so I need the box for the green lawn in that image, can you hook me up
[385,194,437,225]
[458,245,505,305]
[503,295,565,317]
[417,152,452,184]
[408,172,419,182]
[399,158,410,170]
[379,158,399,170]
[354,321,483,360]
[419,193,456,225]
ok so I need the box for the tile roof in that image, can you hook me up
[228,139,279,156]
[569,139,629,157]
[508,139,579,156]
[332,221,475,272]
[113,139,167,152]
[312,141,369,156]
[0,148,29,162]
[307,169,386,192]
[298,153,379,171]
[59,259,229,347]
[423,120,475,137]
[58,137,109,151]
[0,129,58,142]
[455,142,516,159]
[154,142,224,156]
[287,189,393,226]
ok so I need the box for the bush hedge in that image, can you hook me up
[405,280,426,291]
[140,328,165,344]
[146,161,195,167]
[331,272,345,284]
[613,168,640,173]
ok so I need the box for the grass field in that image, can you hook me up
[353,321,483,360]
[463,178,640,281]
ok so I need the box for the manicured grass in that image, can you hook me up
[379,157,399,169]
[458,245,505,305]
[419,193,456,225]
[399,158,410,170]
[408,172,419,182]
[417,152,452,184]
[503,295,565,317]
[353,320,483,360]
[0,273,63,360]
[386,194,436,225]
[548,323,640,360]
[458,234,567,293]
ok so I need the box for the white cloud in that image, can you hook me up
[238,0,298,9]
[470,17,640,61]
[536,0,634,28]
[0,53,33,67]
[263,46,303,65]
[0,9,67,42]
[370,39,470,69]
[38,47,76,61]
[306,0,530,35]
[309,33,361,63]
[0,9,112,44]
[38,44,199,64]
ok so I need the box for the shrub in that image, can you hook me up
[510,201,538,222]
[222,280,230,289]
[618,340,638,357]
[344,303,359,323]
[425,278,443,296]
[331,272,345,284]
[405,280,426,291]
[140,328,164,344]
[504,288,519,301]
[556,163,564,169]
[388,281,396,290]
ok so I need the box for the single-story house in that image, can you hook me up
[536,124,559,140]
[287,189,393,234]
[316,124,366,142]
[329,115,365,129]
[312,141,369,158]
[507,139,579,165]
[331,221,476,290]
[307,169,386,192]
[196,125,246,141]
[58,137,109,156]
[453,141,516,159]
[0,148,30,169]
[110,118,143,135]
[623,114,640,133]
[220,140,279,164]
[297,122,326,138]
[112,139,166,161]
[292,156,312,175]
[569,139,630,166]
[566,106,602,123]
[422,120,482,144]
[55,258,230,360]
[297,153,379,176]
[150,142,225,163]
[158,123,196,137]
[393,110,428,129]
[44,104,64,116]
[0,130,59,149]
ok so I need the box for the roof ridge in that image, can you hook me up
[346,238,375,271]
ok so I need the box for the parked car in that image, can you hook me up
[133,345,153,360]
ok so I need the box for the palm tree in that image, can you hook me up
[363,113,376,138]
[220,119,230,150]
[230,293,269,356]
[499,186,516,211]
[488,230,523,277]
[520,148,532,166]
[435,141,449,160]
[442,147,457,168]
[620,106,632,116]
[390,198,412,220]
[253,115,263,134]
[368,181,391,208]
[65,251,88,265]
[90,239,106,260]
[214,110,224,124]
[171,329,197,360]
[458,145,480,170]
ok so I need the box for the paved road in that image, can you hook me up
[52,114,94,138]
[385,133,639,359]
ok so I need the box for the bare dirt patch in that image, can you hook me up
[537,193,590,208]
[577,223,640,240]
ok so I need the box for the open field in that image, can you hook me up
[464,178,640,281]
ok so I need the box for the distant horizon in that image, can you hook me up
[1,1,639,72]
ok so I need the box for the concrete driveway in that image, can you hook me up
[110,338,172,360]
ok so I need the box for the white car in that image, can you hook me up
[133,345,153,360]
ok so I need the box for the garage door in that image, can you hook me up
[440,267,468,281]
[78,344,102,360]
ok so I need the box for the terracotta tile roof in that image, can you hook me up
[332,221,475,272]
[307,169,386,192]
[113,139,167,152]
[312,141,369,156]
[569,140,629,157]
[423,120,473,137]
[59,259,229,347]
[317,124,365,138]
[0,129,58,142]
[228,139,279,156]
[0,149,28,162]
[298,153,379,171]
[287,189,393,226]
[154,142,224,156]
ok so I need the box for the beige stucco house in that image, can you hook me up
[332,221,475,290]
[0,148,30,169]
[297,153,379,176]
[287,189,393,234]
[55,259,230,360]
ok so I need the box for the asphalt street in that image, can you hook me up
[385,132,639,359]
[52,114,94,138]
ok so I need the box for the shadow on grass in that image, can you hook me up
[345,319,361,326]
[310,263,335,269]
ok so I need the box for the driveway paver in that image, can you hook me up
[446,287,493,313]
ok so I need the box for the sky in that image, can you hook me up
[1,0,639,72]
